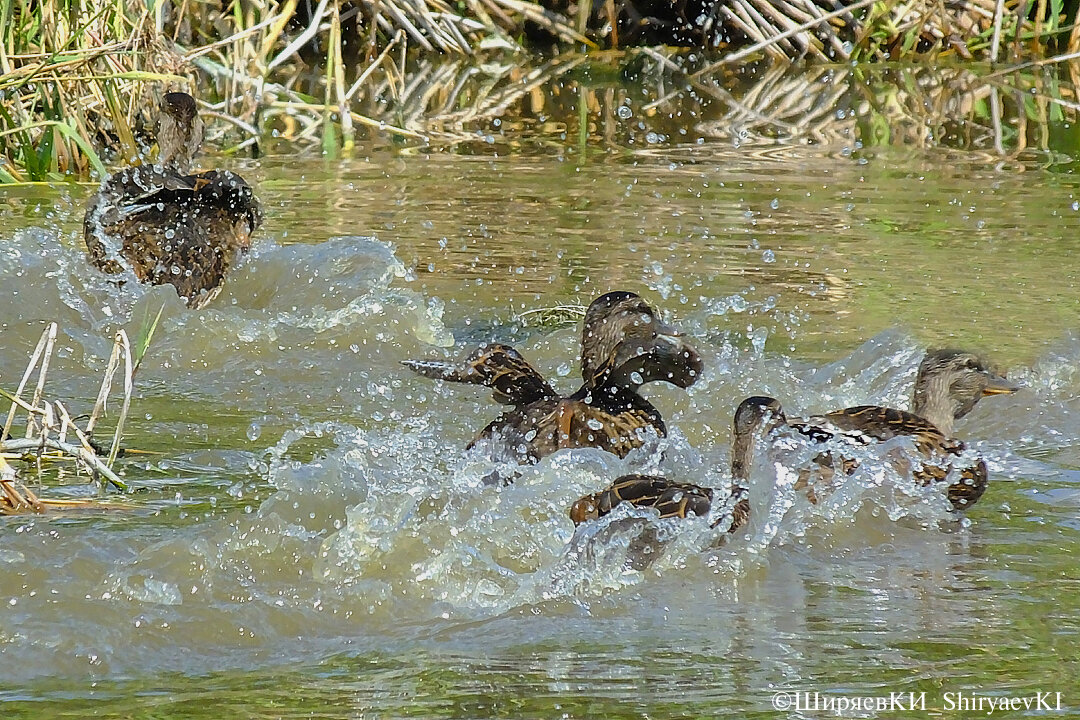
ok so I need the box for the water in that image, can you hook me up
[2,61,1080,716]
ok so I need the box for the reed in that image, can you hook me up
[0,308,168,513]
[516,303,587,328]
[0,454,119,514]
[2,0,1080,182]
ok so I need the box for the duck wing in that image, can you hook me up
[403,343,556,407]
[88,167,260,229]
[472,394,663,462]
[87,166,197,229]
[793,405,948,450]
[569,474,713,525]
[792,405,983,510]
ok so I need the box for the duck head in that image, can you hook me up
[157,92,204,173]
[730,396,786,481]
[568,494,597,525]
[580,291,702,392]
[911,349,1019,435]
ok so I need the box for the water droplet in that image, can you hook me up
[762,249,776,263]
[617,105,633,120]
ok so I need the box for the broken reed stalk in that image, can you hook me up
[109,330,134,469]
[1,322,142,492]
[2,322,57,442]
[86,331,126,440]
[516,304,587,327]
[0,455,123,515]
[25,322,58,439]
[0,437,127,491]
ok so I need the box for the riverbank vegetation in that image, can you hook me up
[3,0,1080,181]
[0,310,167,512]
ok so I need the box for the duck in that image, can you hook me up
[568,395,784,532]
[785,348,1018,509]
[83,91,262,309]
[568,349,1018,527]
[403,291,703,466]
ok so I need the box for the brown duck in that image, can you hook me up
[569,350,1018,527]
[785,349,1018,509]
[83,91,262,309]
[404,291,702,465]
[569,395,783,533]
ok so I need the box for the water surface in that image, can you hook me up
[2,60,1080,717]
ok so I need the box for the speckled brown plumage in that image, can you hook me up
[568,396,784,532]
[568,350,1018,528]
[569,475,714,525]
[789,350,1018,510]
[83,92,262,309]
[404,291,702,465]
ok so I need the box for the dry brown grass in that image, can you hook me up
[3,0,1080,181]
[0,318,162,513]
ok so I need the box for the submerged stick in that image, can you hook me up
[1,437,127,491]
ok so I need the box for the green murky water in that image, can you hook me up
[2,60,1080,717]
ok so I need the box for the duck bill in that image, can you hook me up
[982,374,1020,396]
[610,333,703,389]
[657,333,704,388]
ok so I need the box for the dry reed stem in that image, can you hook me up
[87,331,124,437]
[516,304,587,327]
[487,0,597,46]
[1,323,134,490]
[1,438,127,490]
[2,323,57,443]
[985,48,1080,78]
[0,456,122,515]
[695,0,884,75]
[345,32,405,102]
[107,331,134,469]
[269,0,332,70]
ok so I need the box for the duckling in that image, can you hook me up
[568,396,785,532]
[404,291,702,465]
[83,91,262,309]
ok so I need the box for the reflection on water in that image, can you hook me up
[280,54,1080,162]
[2,62,1080,716]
